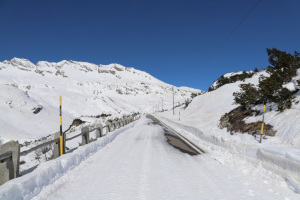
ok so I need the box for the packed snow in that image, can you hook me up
[283,82,298,92]
[0,116,298,199]
[210,70,254,89]
[0,57,299,198]
[158,69,300,194]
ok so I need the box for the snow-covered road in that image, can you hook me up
[29,116,297,200]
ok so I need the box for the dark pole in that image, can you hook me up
[173,87,174,115]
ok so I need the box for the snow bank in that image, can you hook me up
[0,121,137,200]
[156,116,300,193]
[157,69,300,194]
[283,82,298,92]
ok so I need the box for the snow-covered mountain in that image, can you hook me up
[0,58,202,144]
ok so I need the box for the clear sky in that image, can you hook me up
[0,0,299,91]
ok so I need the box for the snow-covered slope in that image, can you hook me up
[0,58,202,144]
[158,69,300,192]
[167,69,300,146]
[209,70,255,91]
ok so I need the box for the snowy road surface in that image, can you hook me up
[32,117,297,199]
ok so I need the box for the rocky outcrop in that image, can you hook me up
[219,106,276,136]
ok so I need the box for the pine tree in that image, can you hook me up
[233,83,260,109]
[233,48,300,112]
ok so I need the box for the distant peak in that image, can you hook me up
[9,57,35,69]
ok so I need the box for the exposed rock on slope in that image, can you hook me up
[219,106,276,136]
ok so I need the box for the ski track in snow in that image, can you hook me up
[25,117,298,200]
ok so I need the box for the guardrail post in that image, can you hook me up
[52,131,61,159]
[95,124,103,138]
[112,121,118,130]
[120,119,125,127]
[0,141,20,186]
[105,125,110,134]
[106,121,112,133]
[118,119,122,128]
[81,127,90,145]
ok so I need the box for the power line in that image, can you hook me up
[183,0,262,84]
[173,0,262,112]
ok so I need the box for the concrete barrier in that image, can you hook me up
[81,127,90,145]
[0,141,20,186]
[52,132,63,159]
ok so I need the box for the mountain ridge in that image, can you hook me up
[0,57,202,143]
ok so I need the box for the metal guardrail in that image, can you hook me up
[20,138,60,157]
[0,151,12,162]
[65,126,106,142]
[18,117,136,157]
[0,114,140,186]
[17,115,140,159]
[19,125,111,157]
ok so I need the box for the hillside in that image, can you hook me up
[184,69,300,146]
[0,58,202,144]
[158,69,300,192]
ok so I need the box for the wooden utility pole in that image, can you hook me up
[173,87,174,115]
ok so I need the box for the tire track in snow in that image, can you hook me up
[29,116,300,200]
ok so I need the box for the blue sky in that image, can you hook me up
[0,0,299,91]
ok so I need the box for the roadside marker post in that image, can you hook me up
[260,104,266,143]
[179,110,181,121]
[59,96,64,156]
